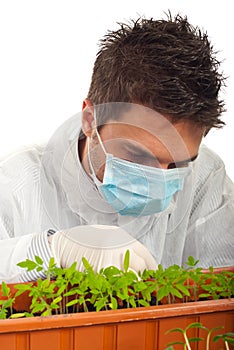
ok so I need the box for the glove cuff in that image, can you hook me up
[19,230,55,282]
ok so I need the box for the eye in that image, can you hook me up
[168,162,177,169]
[178,162,190,168]
[168,162,190,169]
[167,155,198,169]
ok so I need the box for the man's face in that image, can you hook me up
[87,104,205,182]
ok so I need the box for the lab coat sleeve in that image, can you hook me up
[0,208,52,283]
[0,147,54,283]
[0,187,53,283]
[183,148,234,268]
[0,231,52,283]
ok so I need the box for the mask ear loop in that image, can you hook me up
[87,107,107,186]
[93,108,107,156]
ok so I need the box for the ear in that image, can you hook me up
[82,98,95,137]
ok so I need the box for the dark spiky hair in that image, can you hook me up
[88,13,226,130]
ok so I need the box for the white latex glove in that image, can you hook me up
[50,225,157,274]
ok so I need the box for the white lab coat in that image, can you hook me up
[0,113,234,282]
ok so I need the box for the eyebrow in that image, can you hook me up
[122,141,198,166]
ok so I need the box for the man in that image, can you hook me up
[0,13,233,283]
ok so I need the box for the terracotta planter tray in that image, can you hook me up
[0,298,233,350]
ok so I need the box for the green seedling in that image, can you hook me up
[166,322,204,350]
[0,282,14,319]
[0,253,233,319]
[213,332,234,350]
[165,322,234,350]
[199,267,234,300]
[0,282,29,319]
[141,263,191,305]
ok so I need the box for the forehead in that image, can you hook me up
[97,104,204,163]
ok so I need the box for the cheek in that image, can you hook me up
[96,164,105,182]
[90,143,106,182]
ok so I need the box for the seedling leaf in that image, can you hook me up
[48,257,56,269]
[166,328,184,334]
[157,285,169,301]
[213,333,234,344]
[198,293,211,298]
[10,313,26,319]
[35,255,43,265]
[169,286,182,299]
[66,299,79,307]
[82,257,92,270]
[109,297,118,310]
[176,284,190,297]
[52,296,62,304]
[186,256,199,267]
[187,322,204,330]
[188,337,203,342]
[1,282,10,297]
[167,341,185,345]
[124,250,130,272]
[17,259,37,271]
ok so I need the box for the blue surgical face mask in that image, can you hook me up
[88,130,190,217]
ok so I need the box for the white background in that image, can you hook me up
[0,0,233,180]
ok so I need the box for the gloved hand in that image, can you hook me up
[50,224,157,273]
